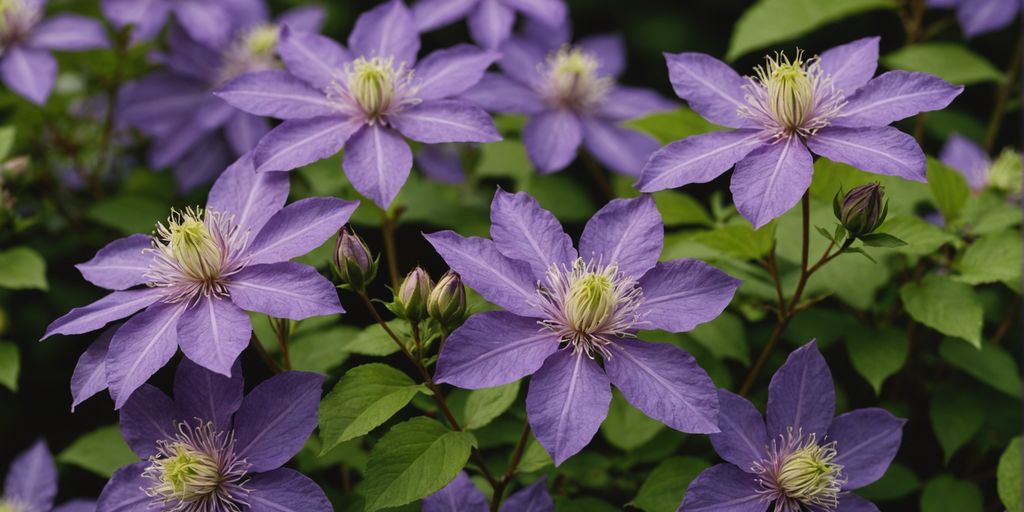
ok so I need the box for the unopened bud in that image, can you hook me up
[333,227,377,291]
[837,183,886,237]
[428,271,467,330]
[395,267,433,323]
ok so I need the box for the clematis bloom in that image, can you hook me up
[925,0,1020,37]
[940,133,1022,194]
[411,0,566,49]
[424,472,553,512]
[1,441,97,512]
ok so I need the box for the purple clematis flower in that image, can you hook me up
[43,154,354,408]
[425,189,741,464]
[411,0,566,49]
[462,23,674,176]
[2,441,97,512]
[0,0,107,105]
[939,133,1021,194]
[117,4,325,192]
[97,359,329,512]
[680,341,905,512]
[215,0,502,208]
[424,472,553,512]
[926,0,1020,37]
[638,37,964,228]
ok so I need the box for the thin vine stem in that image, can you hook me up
[380,209,403,290]
[983,33,1022,152]
[490,420,533,512]
[249,334,281,374]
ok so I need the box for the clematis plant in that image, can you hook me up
[1,441,96,512]
[411,0,566,49]
[925,0,1020,37]
[940,133,1022,194]
[216,0,502,208]
[681,341,905,512]
[43,154,354,408]
[425,189,740,464]
[0,0,107,105]
[98,359,330,512]
[424,472,553,512]
[638,37,963,227]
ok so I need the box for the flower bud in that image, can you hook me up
[395,267,433,323]
[333,227,377,291]
[837,183,886,237]
[428,271,467,330]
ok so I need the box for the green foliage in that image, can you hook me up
[57,425,137,478]
[939,340,1022,398]
[461,381,520,430]
[319,364,426,452]
[846,326,907,394]
[0,247,47,290]
[601,390,665,451]
[926,157,970,224]
[628,457,709,512]
[920,474,983,512]
[0,341,18,391]
[998,437,1022,512]
[954,230,1022,285]
[882,43,1003,84]
[900,275,983,348]
[929,389,984,464]
[627,108,723,144]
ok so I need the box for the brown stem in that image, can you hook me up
[490,421,533,512]
[912,112,928,144]
[274,325,292,371]
[739,319,789,396]
[581,151,614,200]
[249,334,281,374]
[991,296,1020,346]
[903,0,926,45]
[984,34,1023,152]
[381,209,403,290]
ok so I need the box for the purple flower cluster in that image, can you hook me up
[412,0,566,49]
[926,0,1020,37]
[2,441,96,512]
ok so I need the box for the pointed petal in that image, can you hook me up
[171,134,231,193]
[413,0,479,31]
[424,471,489,512]
[579,195,663,279]
[173,3,231,49]
[679,464,766,512]
[605,339,719,433]
[828,408,905,490]
[835,71,963,127]
[75,234,153,291]
[523,109,582,173]
[71,328,115,411]
[216,70,338,119]
[837,493,881,512]
[107,302,185,409]
[276,5,327,33]
[496,37,546,84]
[806,126,926,182]
[246,468,332,512]
[174,357,243,431]
[415,44,499,101]
[490,188,576,279]
[460,72,545,114]
[958,0,1019,36]
[392,100,501,143]
[582,119,661,177]
[28,15,109,50]
[120,384,176,458]
[577,34,625,77]
[500,478,554,512]
[226,112,271,155]
[710,389,768,472]
[233,371,324,472]
[4,440,56,512]
[598,85,676,121]
[940,134,990,190]
[102,0,170,41]
[228,262,342,320]
[436,311,558,388]
[416,144,466,184]
[637,130,763,192]
[342,124,412,208]
[637,259,740,333]
[503,0,566,25]
[818,37,880,94]
[527,349,611,466]
[347,0,420,63]
[177,297,251,377]
[0,47,56,105]
[279,27,350,90]
[664,52,753,129]
[43,288,164,339]
[246,197,358,264]
[468,0,515,49]
[207,153,289,234]
[254,115,358,173]
[96,462,152,512]
[730,135,813,229]
[766,341,835,440]
[53,499,98,512]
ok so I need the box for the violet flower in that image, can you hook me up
[117,5,325,191]
[638,37,964,228]
[940,133,1021,194]
[1,441,97,512]
[926,0,1020,37]
[43,154,354,408]
[0,0,107,105]
[424,472,552,512]
[462,23,674,176]
[216,0,502,208]
[98,359,329,512]
[425,189,740,464]
[411,0,566,49]
[681,341,904,512]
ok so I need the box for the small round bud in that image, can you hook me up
[396,267,433,323]
[333,227,377,291]
[838,183,886,237]
[428,271,467,330]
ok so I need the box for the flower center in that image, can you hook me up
[216,24,281,86]
[167,209,224,283]
[762,53,814,130]
[0,500,23,512]
[0,0,40,49]
[329,56,419,123]
[752,428,845,511]
[739,50,846,140]
[540,46,612,111]
[564,271,616,334]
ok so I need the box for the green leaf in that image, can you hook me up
[927,157,970,224]
[846,326,907,394]
[998,437,1022,512]
[626,107,723,144]
[524,173,597,222]
[900,275,982,348]
[360,417,476,512]
[517,437,553,473]
[627,456,709,512]
[939,339,1021,398]
[859,232,906,247]
[345,320,407,357]
[920,474,982,512]
[87,195,167,235]
[955,231,1022,285]
[288,325,359,374]
[0,341,18,391]
[929,389,984,464]
[882,43,1003,85]
[691,223,775,260]
[0,125,16,161]
[653,190,713,227]
[319,364,425,452]
[858,463,920,501]
[687,312,749,366]
[463,381,519,430]
[727,0,895,60]
[876,216,959,256]
[477,140,532,181]
[57,425,137,478]
[555,496,620,512]
[0,247,47,290]
[600,390,664,451]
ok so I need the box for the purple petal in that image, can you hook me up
[578,34,625,77]
[279,27,351,90]
[172,3,231,49]
[835,71,963,127]
[207,153,289,234]
[578,195,662,279]
[837,493,881,512]
[731,135,813,229]
[228,262,343,320]
[818,37,880,95]
[71,328,115,412]
[247,197,358,265]
[174,357,243,430]
[582,119,661,177]
[424,231,541,317]
[679,464,766,512]
[598,85,676,120]
[415,44,499,101]
[147,117,211,169]
[246,468,332,512]
[28,15,109,51]
[347,0,420,63]
[500,478,554,512]
[226,112,271,155]
[828,408,905,490]
[43,288,164,339]
[637,259,740,333]
[233,371,324,472]
[940,133,990,190]
[52,499,98,512]
[171,135,231,193]
[413,0,479,31]
[107,302,185,409]
[460,73,545,114]
[806,126,926,182]
[605,339,719,433]
[392,100,501,143]
[343,124,412,208]
[503,0,566,26]
[664,52,752,129]
[637,130,764,192]
[102,0,170,41]
[423,471,488,512]
[120,384,176,458]
[117,73,206,134]
[75,234,152,291]
[490,188,576,279]
[468,0,515,49]
[526,349,612,466]
[958,0,1020,36]
[523,109,583,173]
[96,462,151,512]
[435,311,558,388]
[216,70,338,119]
[276,5,327,33]
[709,389,768,472]
[519,14,570,51]
[177,297,251,377]
[0,46,56,105]
[496,38,546,85]
[766,341,835,440]
[4,440,56,512]
[254,115,359,173]
[416,145,467,184]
